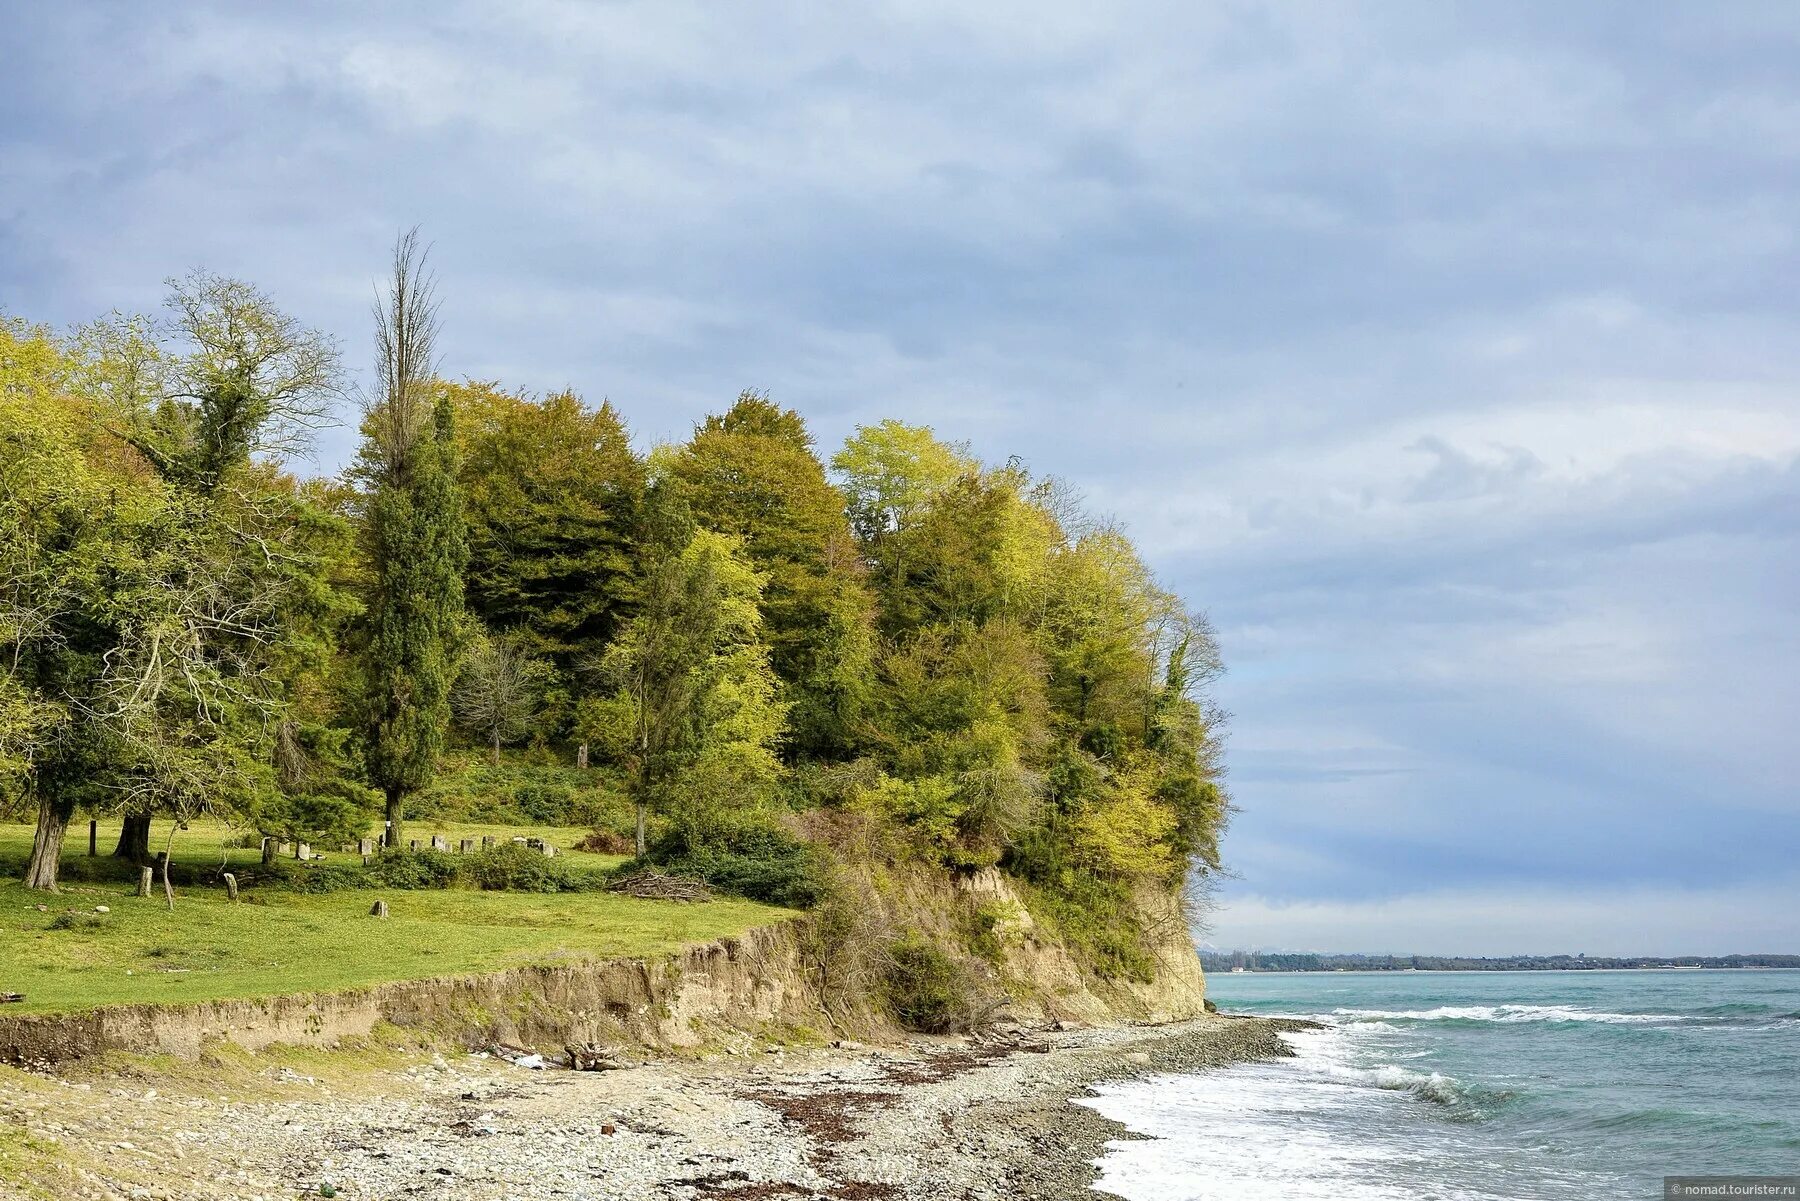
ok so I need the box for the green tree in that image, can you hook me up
[357,232,467,851]
[831,419,976,546]
[451,382,643,721]
[668,392,874,759]
[7,279,346,889]
[580,485,785,855]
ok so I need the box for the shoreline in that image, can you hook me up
[947,1015,1321,1201]
[0,1014,1318,1199]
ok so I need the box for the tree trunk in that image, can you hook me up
[114,813,152,865]
[385,789,404,852]
[634,802,647,859]
[23,795,71,891]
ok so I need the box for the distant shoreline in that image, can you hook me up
[1211,965,1797,974]
[1202,954,1800,974]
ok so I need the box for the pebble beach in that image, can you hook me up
[1,1015,1314,1200]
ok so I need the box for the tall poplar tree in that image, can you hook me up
[358,231,465,850]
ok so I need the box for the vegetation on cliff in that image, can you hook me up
[0,234,1231,1026]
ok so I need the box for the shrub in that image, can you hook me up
[48,911,106,931]
[514,781,575,824]
[574,828,634,854]
[647,821,828,908]
[367,850,464,890]
[463,845,604,892]
[882,932,975,1033]
[278,862,373,894]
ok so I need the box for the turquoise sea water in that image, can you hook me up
[1079,969,1800,1199]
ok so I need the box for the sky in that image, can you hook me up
[3,1,1796,956]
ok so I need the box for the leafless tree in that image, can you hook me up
[453,629,549,765]
[362,227,442,471]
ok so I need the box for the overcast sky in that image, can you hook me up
[4,1,1796,955]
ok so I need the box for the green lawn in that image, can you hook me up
[0,816,783,1016]
[0,876,785,1015]
[0,816,627,878]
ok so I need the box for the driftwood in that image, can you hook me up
[606,869,712,902]
[566,1043,628,1071]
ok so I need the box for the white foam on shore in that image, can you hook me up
[1075,1023,1496,1201]
[1332,1003,1681,1024]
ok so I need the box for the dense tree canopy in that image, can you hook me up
[4,249,1231,977]
[667,392,873,760]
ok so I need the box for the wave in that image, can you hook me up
[1326,1062,1464,1105]
[1331,1003,1682,1025]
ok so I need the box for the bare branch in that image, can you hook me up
[362,227,442,470]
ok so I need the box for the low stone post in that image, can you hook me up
[296,842,311,861]
[460,839,476,855]
[89,819,97,856]
[482,836,496,850]
[137,866,153,897]
[409,839,421,852]
[358,838,375,856]
[431,835,450,852]
[222,872,239,902]
[369,900,389,919]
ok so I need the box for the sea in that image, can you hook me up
[1078,969,1800,1200]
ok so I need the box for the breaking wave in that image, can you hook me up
[1332,1003,1682,1025]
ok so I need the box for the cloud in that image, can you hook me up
[1202,878,1800,958]
[3,0,1797,951]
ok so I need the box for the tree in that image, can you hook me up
[450,382,643,735]
[579,485,785,855]
[453,627,551,764]
[84,272,340,493]
[2,318,101,888]
[8,280,344,890]
[357,231,467,851]
[669,392,874,758]
[831,419,976,547]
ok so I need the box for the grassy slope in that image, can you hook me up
[0,817,784,1017]
[0,878,784,1016]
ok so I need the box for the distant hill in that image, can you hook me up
[1200,951,1800,972]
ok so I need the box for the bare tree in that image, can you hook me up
[362,227,441,470]
[453,629,549,765]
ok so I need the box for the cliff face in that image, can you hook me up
[0,874,1207,1067]
[0,923,819,1068]
[956,869,1207,1025]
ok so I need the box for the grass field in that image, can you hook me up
[0,816,626,879]
[0,816,785,1017]
[0,876,784,1015]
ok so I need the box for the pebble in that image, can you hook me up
[4,1017,1303,1201]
